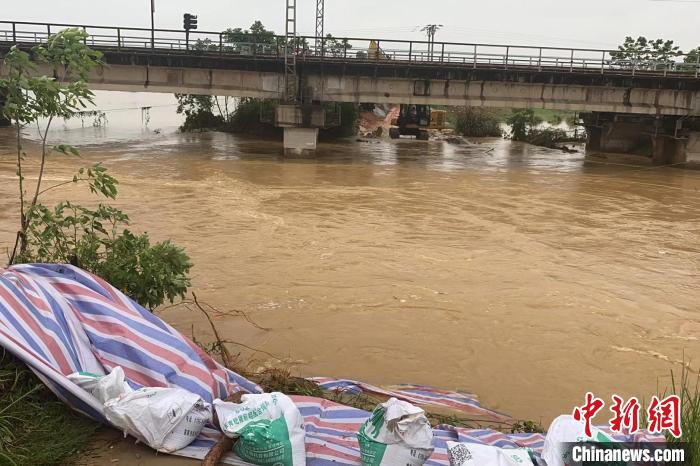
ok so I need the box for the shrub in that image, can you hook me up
[506,109,542,141]
[525,128,570,148]
[454,107,503,137]
[17,201,192,311]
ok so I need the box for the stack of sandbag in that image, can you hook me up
[68,367,212,453]
[214,392,306,466]
[357,397,435,466]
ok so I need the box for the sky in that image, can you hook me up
[5,0,700,51]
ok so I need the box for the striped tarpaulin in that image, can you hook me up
[0,264,661,465]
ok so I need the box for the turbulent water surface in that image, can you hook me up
[1,92,699,423]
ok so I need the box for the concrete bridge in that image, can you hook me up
[1,20,700,160]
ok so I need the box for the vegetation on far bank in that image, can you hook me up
[177,94,359,140]
[450,106,585,150]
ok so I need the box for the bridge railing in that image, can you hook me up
[1,20,699,78]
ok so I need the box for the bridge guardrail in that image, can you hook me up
[1,20,699,78]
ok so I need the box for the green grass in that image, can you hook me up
[0,353,99,466]
[666,366,700,465]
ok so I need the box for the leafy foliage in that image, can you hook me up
[1,28,193,312]
[324,34,353,58]
[686,47,700,64]
[95,232,193,312]
[454,107,503,137]
[228,98,277,134]
[223,21,278,55]
[506,109,541,141]
[320,103,360,139]
[175,93,227,131]
[610,36,682,68]
[525,128,575,148]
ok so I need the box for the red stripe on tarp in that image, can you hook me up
[0,286,74,374]
[306,442,361,462]
[74,312,214,388]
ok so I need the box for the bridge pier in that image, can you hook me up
[283,127,319,153]
[583,113,700,165]
[275,104,325,156]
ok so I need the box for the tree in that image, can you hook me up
[455,107,503,138]
[610,36,682,68]
[324,34,353,58]
[1,29,192,310]
[506,109,541,141]
[685,47,700,64]
[1,29,103,262]
[175,93,232,131]
[223,20,277,54]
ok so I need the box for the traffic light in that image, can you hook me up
[183,13,198,30]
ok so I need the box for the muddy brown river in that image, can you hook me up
[1,93,699,425]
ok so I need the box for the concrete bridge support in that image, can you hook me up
[275,104,325,155]
[583,113,700,165]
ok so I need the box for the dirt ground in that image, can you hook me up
[76,429,199,466]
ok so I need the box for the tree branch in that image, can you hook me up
[30,115,54,208]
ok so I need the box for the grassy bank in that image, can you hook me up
[666,366,700,465]
[0,353,98,466]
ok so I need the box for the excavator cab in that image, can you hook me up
[389,104,445,140]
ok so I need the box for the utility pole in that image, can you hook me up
[284,0,298,102]
[150,0,155,48]
[315,0,325,55]
[421,24,443,60]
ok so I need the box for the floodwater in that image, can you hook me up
[1,92,699,425]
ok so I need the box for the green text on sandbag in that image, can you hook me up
[233,416,293,466]
[357,431,389,466]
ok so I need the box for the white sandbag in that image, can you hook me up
[68,371,103,392]
[214,392,305,466]
[357,397,435,466]
[68,366,132,404]
[446,441,534,466]
[104,387,212,453]
[541,415,616,466]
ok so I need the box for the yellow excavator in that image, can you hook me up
[389,105,447,140]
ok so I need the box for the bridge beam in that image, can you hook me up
[4,61,699,117]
